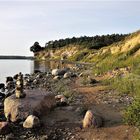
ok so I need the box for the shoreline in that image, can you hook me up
[0,56,34,60]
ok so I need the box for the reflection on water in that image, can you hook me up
[0,59,34,83]
[0,59,87,83]
[33,60,76,73]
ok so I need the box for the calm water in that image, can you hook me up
[0,59,34,83]
[0,59,76,83]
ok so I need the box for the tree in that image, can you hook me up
[30,42,43,53]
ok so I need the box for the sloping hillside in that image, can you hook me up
[32,30,140,139]
[33,33,127,61]
[35,30,140,73]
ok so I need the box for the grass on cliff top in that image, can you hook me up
[92,52,140,75]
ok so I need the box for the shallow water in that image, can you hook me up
[0,59,33,83]
[0,59,76,83]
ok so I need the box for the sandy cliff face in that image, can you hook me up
[35,30,140,62]
[35,45,80,60]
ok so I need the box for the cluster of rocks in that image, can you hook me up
[0,66,105,139]
[0,72,56,137]
[101,66,131,78]
[93,89,134,107]
[52,68,77,80]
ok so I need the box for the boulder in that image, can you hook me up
[0,83,5,89]
[6,77,13,83]
[4,89,56,122]
[51,69,60,76]
[52,68,68,76]
[55,94,68,106]
[0,92,5,99]
[53,76,61,80]
[6,81,15,90]
[13,74,18,80]
[0,122,10,135]
[23,115,40,128]
[63,72,72,79]
[83,110,103,128]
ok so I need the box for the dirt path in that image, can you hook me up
[41,77,135,140]
[73,79,135,140]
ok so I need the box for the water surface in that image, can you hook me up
[0,59,88,83]
[0,59,33,83]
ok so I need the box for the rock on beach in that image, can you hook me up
[4,89,56,122]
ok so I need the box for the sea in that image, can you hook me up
[0,59,76,83]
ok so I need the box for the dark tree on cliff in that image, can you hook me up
[45,34,128,50]
[30,42,43,53]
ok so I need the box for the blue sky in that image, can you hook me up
[0,0,139,56]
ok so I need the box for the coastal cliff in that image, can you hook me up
[34,30,140,69]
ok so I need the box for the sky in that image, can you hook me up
[0,0,140,56]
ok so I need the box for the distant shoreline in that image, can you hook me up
[0,55,34,60]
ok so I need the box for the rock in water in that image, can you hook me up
[23,115,40,128]
[0,122,10,135]
[83,110,103,128]
[4,89,56,122]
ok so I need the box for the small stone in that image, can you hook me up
[41,135,48,140]
[52,69,60,76]
[0,83,5,89]
[0,122,10,135]
[55,94,68,106]
[6,77,13,83]
[6,133,16,140]
[23,115,40,128]
[63,72,72,79]
[55,94,65,99]
[53,76,61,80]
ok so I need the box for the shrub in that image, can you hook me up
[124,98,140,128]
[111,76,135,95]
[104,74,140,130]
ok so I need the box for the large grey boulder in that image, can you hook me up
[4,89,56,122]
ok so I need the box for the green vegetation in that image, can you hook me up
[102,73,140,132]
[30,34,127,53]
[51,79,75,102]
[69,50,89,61]
[126,43,140,56]
[45,34,127,50]
[30,30,140,137]
[92,52,140,75]
[30,42,44,53]
[124,98,140,128]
